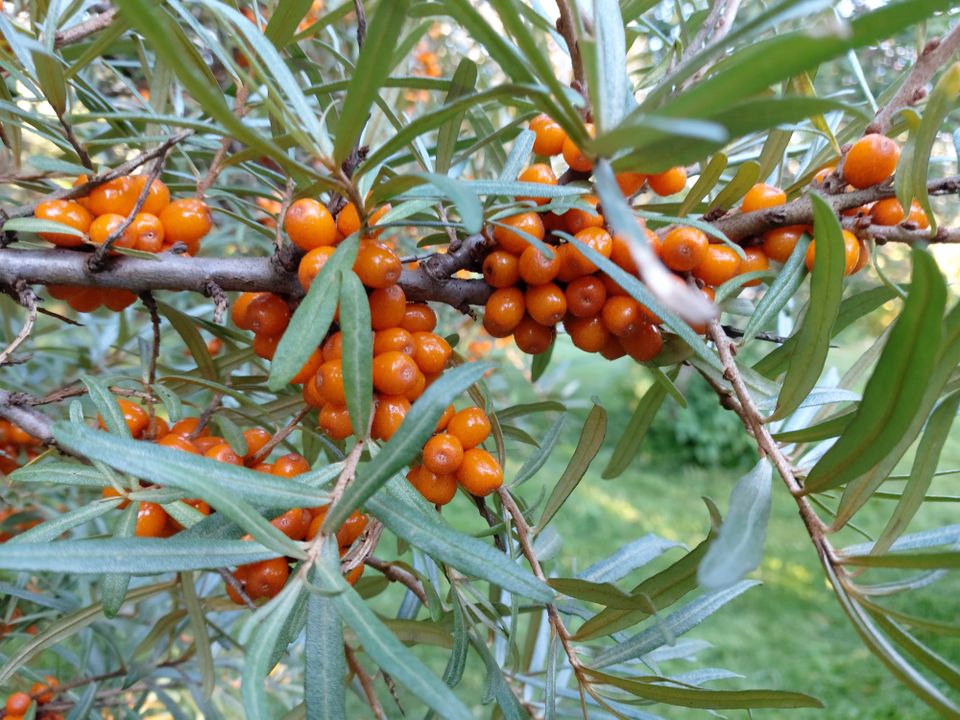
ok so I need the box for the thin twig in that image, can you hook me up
[352,0,367,49]
[55,111,93,171]
[54,7,119,47]
[248,406,312,465]
[554,0,586,98]
[345,644,386,720]
[364,556,428,604]
[218,567,257,611]
[678,0,743,86]
[196,85,249,199]
[0,282,37,367]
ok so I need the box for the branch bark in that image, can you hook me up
[54,7,119,48]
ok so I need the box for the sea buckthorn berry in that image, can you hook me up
[86,176,136,216]
[336,202,361,237]
[30,677,56,704]
[518,163,558,205]
[272,453,310,477]
[447,407,491,449]
[205,443,243,465]
[368,284,407,330]
[616,172,647,196]
[322,331,343,361]
[907,202,930,229]
[600,334,627,360]
[130,175,170,215]
[411,465,458,505]
[843,133,900,189]
[319,404,355,440]
[423,432,465,475]
[372,351,420,395]
[566,226,613,276]
[158,434,200,455]
[562,195,603,235]
[291,347,324,385]
[739,247,770,286]
[117,398,149,437]
[870,197,929,228]
[298,246,336,290]
[457,448,503,496]
[316,360,346,405]
[193,436,226,453]
[565,314,610,353]
[405,370,427,402]
[401,303,437,333]
[272,508,312,541]
[483,287,525,337]
[227,565,250,603]
[374,327,416,356]
[601,296,642,337]
[525,282,567,326]
[435,404,455,432]
[561,123,593,172]
[252,332,280,360]
[159,198,213,245]
[483,250,521,288]
[6,691,31,715]
[493,211,545,254]
[102,485,130,508]
[170,417,208,438]
[761,225,805,263]
[89,213,137,250]
[620,322,663,362]
[130,213,165,253]
[284,198,336,250]
[34,199,93,246]
[242,428,272,458]
[805,229,860,276]
[812,166,835,187]
[530,114,566,156]
[305,511,325,541]
[741,183,786,213]
[354,242,402,289]
[231,292,260,329]
[565,275,608,318]
[246,558,289,600]
[372,395,410,441]
[344,563,364,585]
[661,226,708,272]
[136,502,168,537]
[513,314,556,355]
[246,293,290,336]
[338,511,369,546]
[517,244,561,285]
[647,166,687,196]
[692,244,742,287]
[412,332,452,374]
[303,376,325,408]
[67,287,104,312]
[852,238,871,274]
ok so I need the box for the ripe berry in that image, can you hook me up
[447,407,491,449]
[316,360,347,404]
[513,314,556,354]
[205,443,243,465]
[319,404,355,440]
[337,511,369,546]
[561,125,593,172]
[354,242,402,288]
[562,195,603,235]
[170,417,209,438]
[272,508,312,540]
[518,163,557,205]
[118,398,149,437]
[761,225,805,263]
[159,198,213,246]
[436,404,456,432]
[372,395,410,440]
[130,213,165,252]
[246,293,290,336]
[852,238,871,274]
[661,226,708,272]
[231,292,259,329]
[565,314,610,353]
[565,275,608,318]
[692,244,742,287]
[291,348,324,385]
[135,502,168,537]
[336,202,361,237]
[525,282,567,326]
[616,172,647,196]
[869,197,929,228]
[285,198,336,250]
[483,287,525,337]
[193,435,225,453]
[401,303,437,333]
[246,557,289,599]
[372,351,420,395]
[812,166,835,187]
[805,229,860,276]
[423,432,464,475]
[5,691,32,715]
[242,427,272,459]
[34,199,93,247]
[86,176,137,216]
[647,166,687,196]
[158,435,200,455]
[130,175,170,215]
[412,332,451,374]
[516,244,560,285]
[619,322,663,361]
[529,114,566,156]
[322,331,343,361]
[368,284,407,330]
[410,464,458,505]
[406,370,428,401]
[843,133,900,189]
[89,213,137,250]
[457,448,503,496]
[739,247,770,286]
[493,211,545,254]
[600,334,627,360]
[272,453,310,477]
[30,677,57,704]
[252,333,280,360]
[373,327,416,356]
[298,246,336,290]
[601,296,642,337]
[741,183,786,213]
[483,250,521,288]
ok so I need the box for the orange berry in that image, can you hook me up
[372,395,410,441]
[513,314,556,354]
[565,275,608,318]
[869,197,905,226]
[170,417,208,438]
[405,370,428,402]
[66,287,103,312]
[411,464,458,505]
[483,249,521,288]
[529,114,566,156]
[271,508,312,540]
[322,331,343,362]
[5,691,31,715]
[205,443,243,465]
[647,166,687,196]
[298,246,336,290]
[319,404,354,440]
[619,322,663,362]
[252,333,280,360]
[284,198,336,251]
[447,407,491,449]
[761,225,805,263]
[354,242,402,289]
[102,485,131,509]
[118,398,149,437]
[373,327,416,356]
[86,176,137,216]
[805,229,860,276]
[423,432,464,475]
[517,244,561,285]
[616,172,647,196]
[610,233,640,274]
[129,213,165,253]
[157,434,198,455]
[456,448,503,496]
[843,134,900,189]
[88,213,137,250]
[372,351,420,395]
[336,202,361,237]
[34,199,93,247]
[525,282,567,326]
[740,183,786,213]
[315,360,347,404]
[412,332,451,374]
[246,293,290,336]
[231,291,259,329]
[661,226,708,272]
[565,314,610,353]
[135,502,168,537]
[159,198,213,245]
[600,334,627,360]
[368,284,407,330]
[291,347,324,385]
[400,303,437,333]
[246,557,289,600]
[692,244,742,287]
[518,163,557,205]
[242,428,272,459]
[130,175,170,215]
[566,226,613,277]
[436,404,456,432]
[908,201,931,229]
[272,453,310,478]
[739,247,769,286]
[483,287,525,337]
[493,211,545,254]
[193,435,225,453]
[303,376,325,408]
[30,677,57,704]
[601,296,642,337]
[338,511,369,546]
[812,166,835,187]
[852,238,871,274]
[561,124,593,172]
[562,195,603,235]
[345,563,364,585]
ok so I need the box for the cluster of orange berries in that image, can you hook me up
[2,677,61,720]
[0,420,42,476]
[35,174,212,312]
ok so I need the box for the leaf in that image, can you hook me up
[416,173,483,233]
[32,49,66,116]
[772,410,854,443]
[698,459,772,590]
[442,600,468,688]
[269,238,356,391]
[333,0,411,163]
[708,160,761,212]
[243,581,302,720]
[804,248,947,493]
[538,403,606,529]
[264,0,316,47]
[739,232,810,347]
[593,580,760,667]
[435,59,478,174]
[840,551,960,570]
[771,193,845,420]
[589,0,628,132]
[324,361,494,531]
[603,369,674,479]
[678,152,727,217]
[6,498,121,543]
[579,534,682,584]
[101,503,137,618]
[511,413,566,487]
[3,217,86,239]
[338,270,373,437]
[80,376,129,437]
[305,573,347,720]
[367,479,553,601]
[312,543,472,720]
[180,571,215,700]
[157,303,218,380]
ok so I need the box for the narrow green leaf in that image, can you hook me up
[264,0,316,47]
[6,498,120,543]
[436,59,478,174]
[512,413,566,487]
[243,581,302,720]
[579,534,682,584]
[157,303,217,380]
[603,370,673,479]
[417,173,483,233]
[590,0,628,132]
[306,568,347,720]
[101,503,137,618]
[181,571,215,699]
[539,403,606,529]
[678,153,727,217]
[80,375,129,437]
[772,410,855,443]
[32,49,66,115]
[338,270,373,437]
[739,232,810,347]
[3,217,86,239]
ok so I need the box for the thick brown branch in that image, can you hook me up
[0,390,55,447]
[555,1,586,97]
